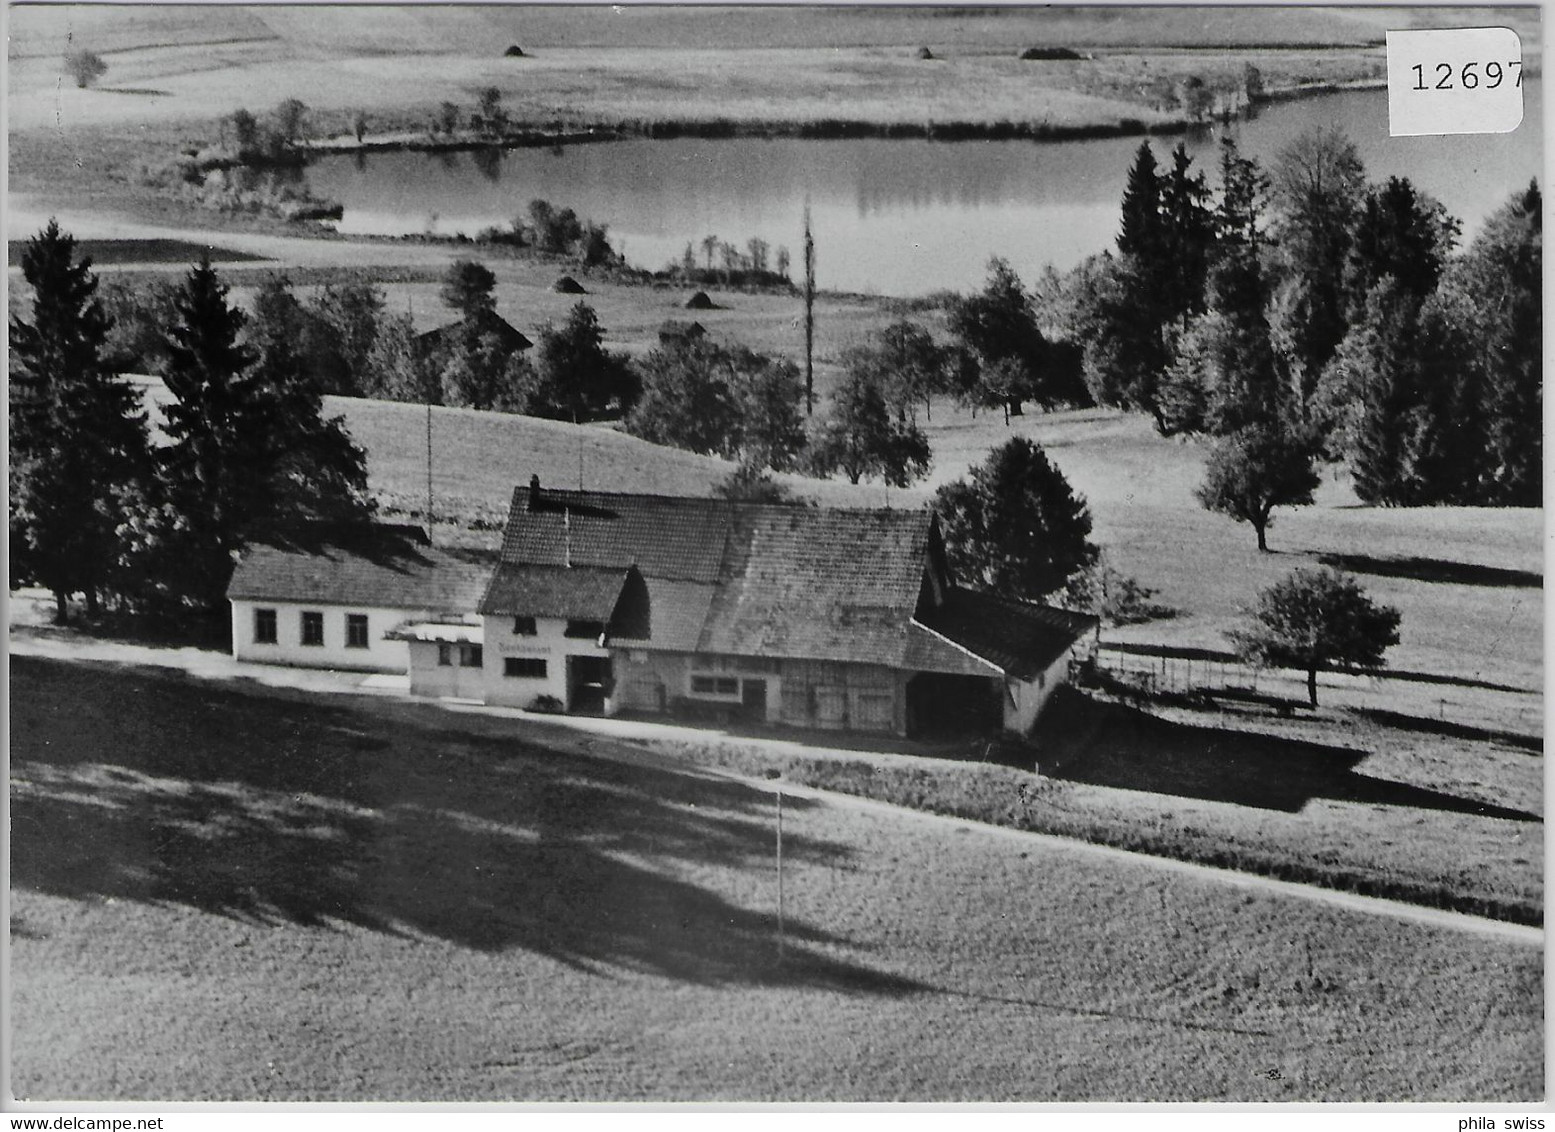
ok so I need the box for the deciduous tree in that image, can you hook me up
[933,436,1096,601]
[1194,422,1319,551]
[808,369,930,487]
[1230,568,1400,707]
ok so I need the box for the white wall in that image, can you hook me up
[482,615,610,709]
[1004,648,1078,734]
[231,599,434,673]
[407,639,487,699]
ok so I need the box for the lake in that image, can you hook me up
[308,85,1543,296]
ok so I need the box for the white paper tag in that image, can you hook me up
[1387,28,1524,136]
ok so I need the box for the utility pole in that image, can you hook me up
[425,400,434,545]
[764,768,785,964]
[803,201,816,417]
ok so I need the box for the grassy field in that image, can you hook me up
[9,655,1541,1101]
[653,686,1542,924]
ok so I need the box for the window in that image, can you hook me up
[690,674,739,697]
[564,619,606,640]
[512,616,538,637]
[504,657,547,679]
[346,614,369,649]
[301,610,324,647]
[437,643,452,667]
[253,608,277,645]
[459,644,484,668]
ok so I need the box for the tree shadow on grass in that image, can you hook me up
[1316,552,1541,590]
[10,655,918,994]
[1041,693,1539,822]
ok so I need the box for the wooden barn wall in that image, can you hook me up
[611,650,907,735]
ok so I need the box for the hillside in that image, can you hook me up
[10,655,1541,1100]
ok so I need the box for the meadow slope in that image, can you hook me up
[9,655,1542,1102]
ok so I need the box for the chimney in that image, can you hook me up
[527,473,541,511]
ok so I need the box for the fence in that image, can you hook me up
[1088,646,1266,700]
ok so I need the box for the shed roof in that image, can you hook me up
[226,524,494,615]
[917,588,1098,681]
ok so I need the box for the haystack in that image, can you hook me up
[684,290,720,310]
[916,46,936,60]
[504,44,526,57]
[552,275,588,294]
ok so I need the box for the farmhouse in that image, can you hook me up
[472,479,1096,737]
[225,483,1097,738]
[414,308,533,361]
[227,524,493,687]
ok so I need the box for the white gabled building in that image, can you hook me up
[226,524,493,675]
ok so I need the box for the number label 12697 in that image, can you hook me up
[1387,28,1524,137]
[1411,60,1522,91]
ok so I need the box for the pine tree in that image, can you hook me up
[9,220,151,621]
[1459,181,1542,506]
[159,257,370,609]
[1342,176,1460,314]
[1158,143,1216,327]
[1117,142,1164,261]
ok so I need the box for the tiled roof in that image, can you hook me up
[497,486,936,666]
[479,564,631,619]
[492,487,1097,677]
[226,524,495,615]
[695,506,932,665]
[501,487,734,582]
[417,309,533,354]
[904,622,1005,677]
[610,578,718,653]
[917,588,1098,681]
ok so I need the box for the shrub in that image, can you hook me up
[64,49,107,89]
[529,694,564,713]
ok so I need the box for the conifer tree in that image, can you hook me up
[1458,181,1542,507]
[9,221,151,621]
[159,257,370,609]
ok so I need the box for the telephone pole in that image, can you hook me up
[803,201,816,416]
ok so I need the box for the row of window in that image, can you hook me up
[253,608,369,649]
[508,617,606,640]
[437,644,484,668]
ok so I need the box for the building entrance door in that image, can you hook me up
[740,678,768,723]
[568,655,612,714]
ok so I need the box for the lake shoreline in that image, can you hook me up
[301,75,1397,159]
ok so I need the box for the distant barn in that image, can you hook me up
[657,319,707,348]
[415,308,533,360]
